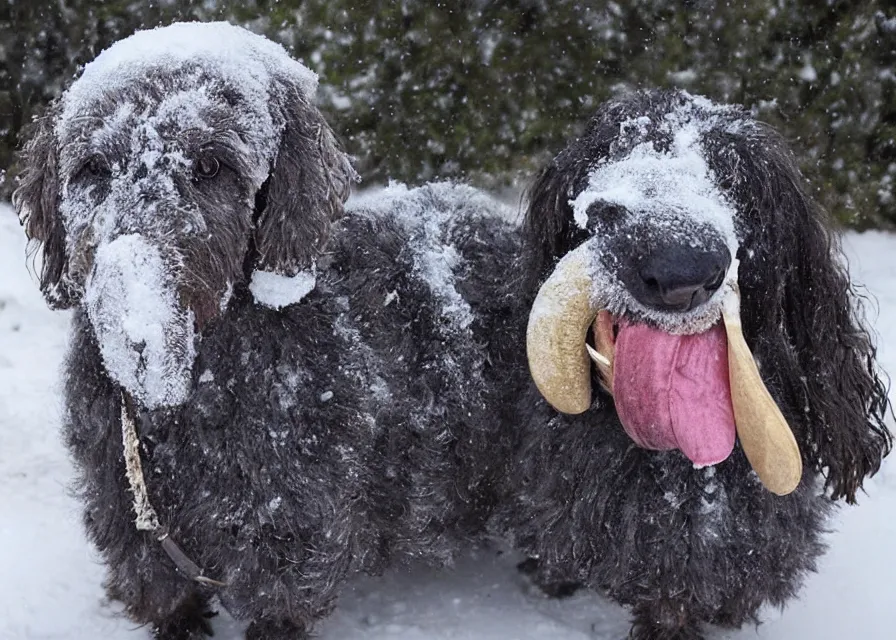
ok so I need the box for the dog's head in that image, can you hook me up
[13,22,356,409]
[524,89,891,501]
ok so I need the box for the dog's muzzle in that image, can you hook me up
[84,234,196,409]
[525,243,802,495]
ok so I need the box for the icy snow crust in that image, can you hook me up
[570,94,749,335]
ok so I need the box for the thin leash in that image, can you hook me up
[120,391,227,588]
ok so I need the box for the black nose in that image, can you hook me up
[635,245,731,312]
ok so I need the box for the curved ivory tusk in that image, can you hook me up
[526,245,598,414]
[722,285,802,495]
[591,310,616,391]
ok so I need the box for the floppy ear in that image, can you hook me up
[12,104,79,309]
[522,150,590,294]
[712,125,893,503]
[779,176,892,504]
[252,83,357,276]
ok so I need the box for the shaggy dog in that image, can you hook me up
[14,22,517,639]
[496,89,893,639]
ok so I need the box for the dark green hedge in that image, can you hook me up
[1,1,894,226]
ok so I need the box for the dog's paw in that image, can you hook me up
[516,557,583,599]
[628,618,705,640]
[245,618,308,640]
[151,594,217,640]
[152,619,214,640]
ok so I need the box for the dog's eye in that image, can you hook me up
[76,155,112,181]
[599,203,627,221]
[195,156,221,180]
[585,202,627,228]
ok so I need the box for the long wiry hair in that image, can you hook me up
[521,89,891,503]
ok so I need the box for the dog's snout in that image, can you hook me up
[635,244,730,313]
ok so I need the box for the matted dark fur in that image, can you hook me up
[493,89,893,639]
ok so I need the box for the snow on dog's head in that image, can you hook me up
[14,21,356,408]
[566,95,746,335]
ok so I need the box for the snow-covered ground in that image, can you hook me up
[1,202,894,640]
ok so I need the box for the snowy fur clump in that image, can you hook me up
[84,234,195,409]
[349,182,514,337]
[250,268,317,310]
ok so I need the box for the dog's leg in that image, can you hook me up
[516,557,583,598]
[103,550,215,639]
[150,592,217,639]
[245,618,308,640]
[628,603,704,640]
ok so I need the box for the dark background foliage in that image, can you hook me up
[1,0,894,226]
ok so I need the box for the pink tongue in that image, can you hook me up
[612,322,736,467]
